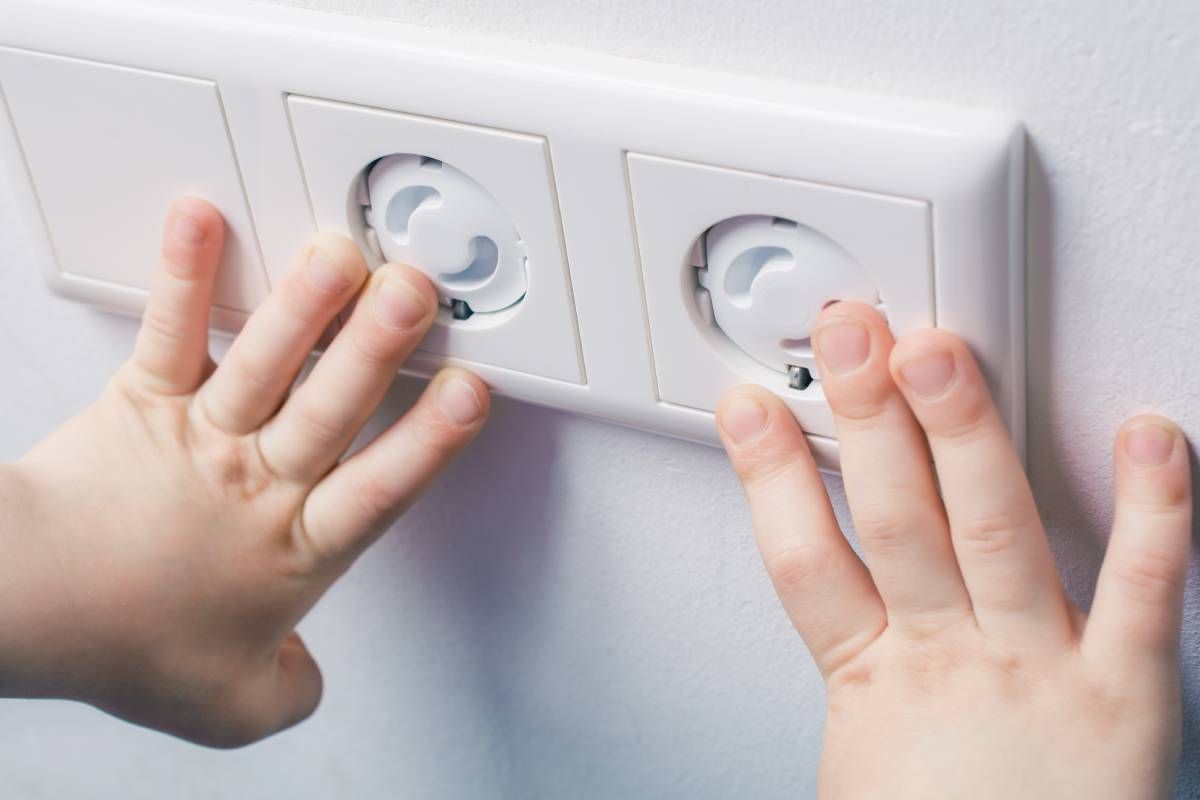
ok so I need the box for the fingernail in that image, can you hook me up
[815,320,870,374]
[438,377,483,425]
[375,276,430,330]
[720,397,768,444]
[306,249,350,294]
[1125,422,1177,466]
[899,351,956,399]
[171,213,205,246]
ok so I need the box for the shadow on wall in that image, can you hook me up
[1025,139,1106,604]
[1180,451,1200,798]
[378,377,565,790]
[1024,138,1200,797]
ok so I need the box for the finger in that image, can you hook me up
[889,330,1073,644]
[258,264,438,484]
[716,385,886,677]
[298,368,489,566]
[813,304,971,630]
[226,632,323,748]
[128,197,225,395]
[1084,416,1191,677]
[195,235,367,435]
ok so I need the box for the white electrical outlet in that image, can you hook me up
[628,153,938,440]
[0,0,1026,471]
[286,95,584,385]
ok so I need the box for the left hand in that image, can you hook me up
[3,197,489,747]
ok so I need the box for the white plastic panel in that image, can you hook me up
[288,96,583,385]
[629,154,934,438]
[0,0,1025,471]
[0,48,267,324]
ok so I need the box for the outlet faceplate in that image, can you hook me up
[629,153,936,440]
[288,96,584,385]
[0,0,1025,471]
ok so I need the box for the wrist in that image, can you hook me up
[0,461,91,700]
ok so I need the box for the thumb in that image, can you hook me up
[229,632,324,747]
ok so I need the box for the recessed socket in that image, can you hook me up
[352,153,530,323]
[692,214,883,390]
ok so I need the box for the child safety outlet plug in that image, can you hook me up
[363,154,528,319]
[698,215,880,388]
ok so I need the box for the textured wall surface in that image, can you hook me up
[1,0,1198,797]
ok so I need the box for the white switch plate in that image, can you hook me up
[0,0,1025,471]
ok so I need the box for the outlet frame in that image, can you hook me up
[287,95,585,385]
[0,0,1026,471]
[629,154,937,440]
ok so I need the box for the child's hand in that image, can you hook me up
[2,198,489,747]
[718,303,1190,799]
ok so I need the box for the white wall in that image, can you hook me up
[1,0,1197,797]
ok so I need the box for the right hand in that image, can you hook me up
[717,301,1190,799]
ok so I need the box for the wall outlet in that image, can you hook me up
[287,96,583,385]
[628,153,938,440]
[0,0,1025,471]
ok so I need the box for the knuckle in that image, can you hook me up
[112,364,164,410]
[827,380,896,425]
[195,435,274,501]
[954,508,1037,555]
[284,274,341,324]
[820,627,886,691]
[290,401,348,450]
[925,394,993,442]
[851,501,914,556]
[348,467,402,525]
[198,361,276,431]
[347,323,403,369]
[763,541,838,597]
[141,302,189,345]
[227,354,276,398]
[896,606,976,641]
[1122,484,1191,513]
[900,641,961,688]
[737,448,804,491]
[1113,549,1184,605]
[159,251,205,281]
[408,414,466,458]
[205,438,254,486]
[833,407,891,432]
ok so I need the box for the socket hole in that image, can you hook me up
[440,235,500,289]
[723,245,795,309]
[385,185,441,244]
[780,336,812,352]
